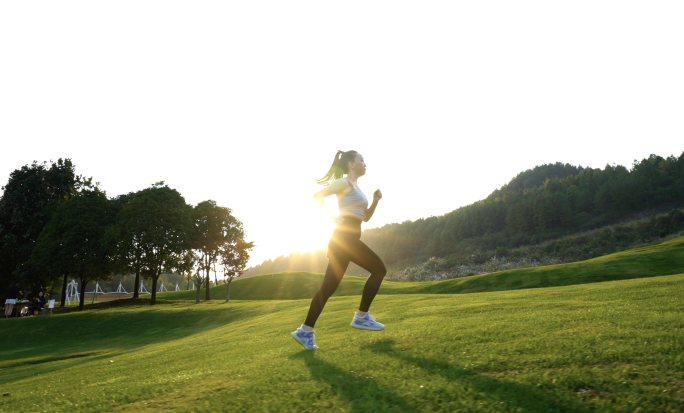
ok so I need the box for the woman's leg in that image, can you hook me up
[346,239,387,312]
[304,251,350,327]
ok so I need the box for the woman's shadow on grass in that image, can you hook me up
[290,351,413,412]
[364,340,591,413]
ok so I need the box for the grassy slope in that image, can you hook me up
[420,235,684,294]
[158,235,684,301]
[157,272,418,301]
[1,275,684,412]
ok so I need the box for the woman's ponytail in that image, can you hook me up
[314,150,358,186]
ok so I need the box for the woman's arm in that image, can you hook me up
[363,189,382,222]
[313,179,350,224]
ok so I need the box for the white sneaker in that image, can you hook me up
[291,326,319,350]
[350,313,385,331]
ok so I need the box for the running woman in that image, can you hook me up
[292,150,387,350]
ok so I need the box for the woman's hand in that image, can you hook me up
[332,215,345,225]
[373,189,383,203]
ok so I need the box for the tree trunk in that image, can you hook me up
[60,274,68,307]
[133,269,140,299]
[186,276,190,290]
[78,280,88,311]
[195,277,201,304]
[225,278,232,302]
[205,267,211,301]
[150,275,158,305]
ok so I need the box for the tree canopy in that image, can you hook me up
[115,184,193,305]
[221,235,254,302]
[0,159,83,300]
[190,200,244,301]
[32,190,118,310]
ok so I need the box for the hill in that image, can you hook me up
[246,153,684,278]
[419,234,684,294]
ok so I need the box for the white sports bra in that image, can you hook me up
[338,178,368,220]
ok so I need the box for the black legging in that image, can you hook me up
[304,217,387,327]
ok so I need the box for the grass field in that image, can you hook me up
[2,274,684,412]
[2,237,684,412]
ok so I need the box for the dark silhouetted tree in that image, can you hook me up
[221,236,254,302]
[0,159,84,305]
[115,183,192,305]
[190,200,242,301]
[32,190,117,311]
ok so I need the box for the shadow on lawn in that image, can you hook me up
[365,340,591,413]
[0,351,122,386]
[291,351,413,412]
[0,303,258,367]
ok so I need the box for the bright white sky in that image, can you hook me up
[1,2,682,266]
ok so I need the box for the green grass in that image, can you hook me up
[2,274,684,412]
[3,237,684,412]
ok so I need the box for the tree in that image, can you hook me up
[190,200,242,301]
[220,234,254,302]
[0,159,83,305]
[176,251,195,290]
[107,192,145,299]
[32,190,117,311]
[116,183,192,305]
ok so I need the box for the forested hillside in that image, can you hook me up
[246,153,684,278]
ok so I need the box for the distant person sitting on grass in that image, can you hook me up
[5,281,19,318]
[32,292,47,315]
[292,150,386,350]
